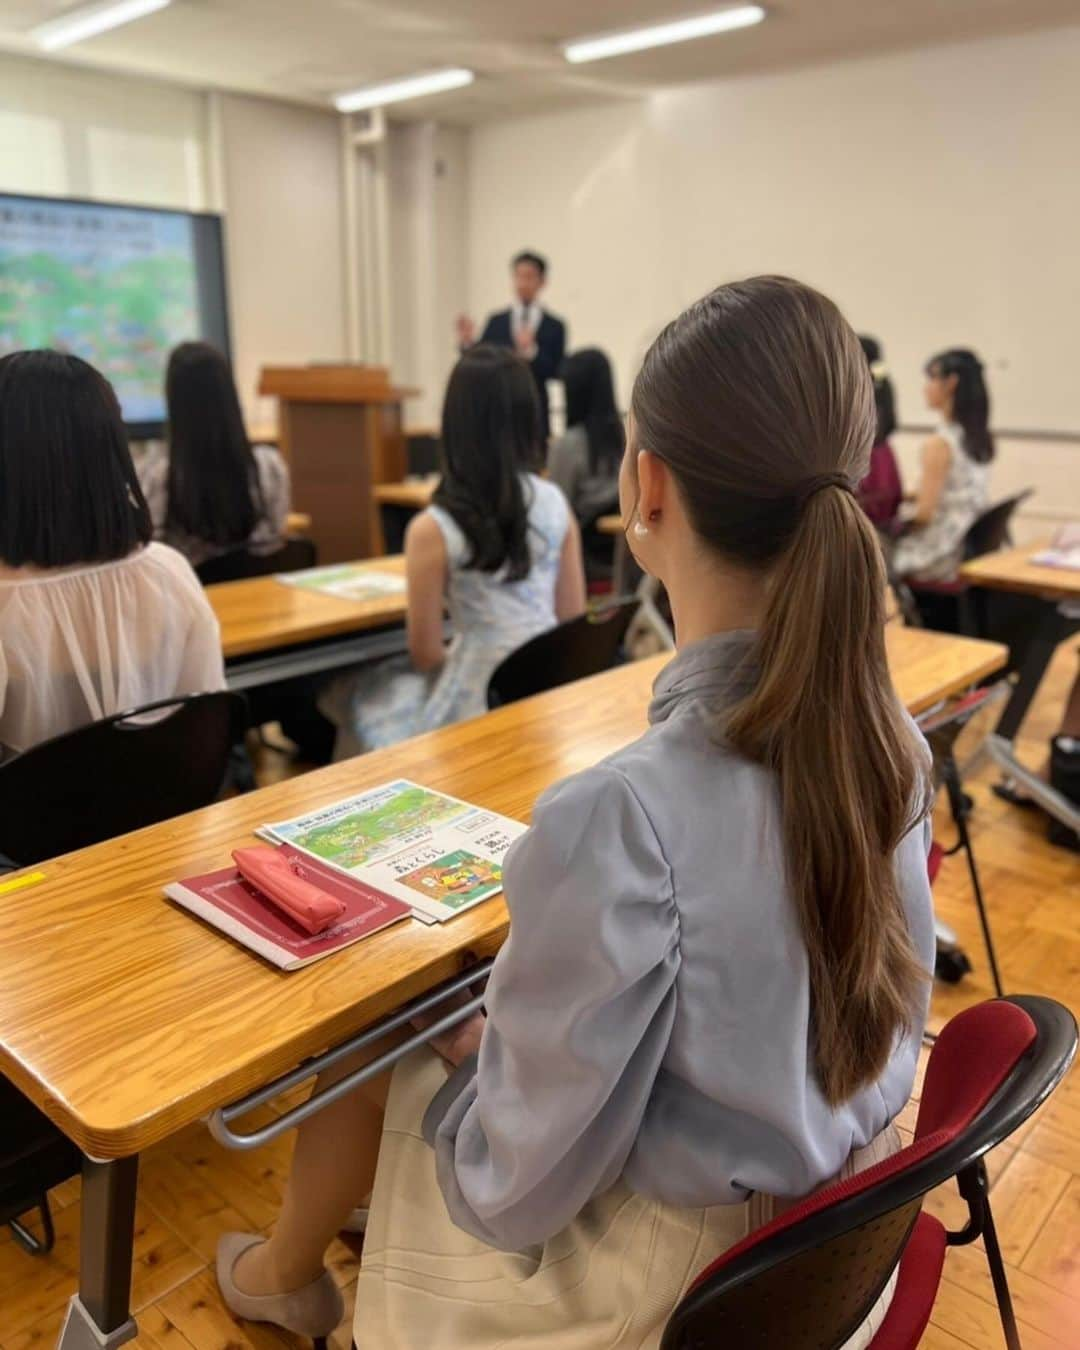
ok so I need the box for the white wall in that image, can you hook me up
[217,92,347,419]
[0,51,209,209]
[467,25,1080,529]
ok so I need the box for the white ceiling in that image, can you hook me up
[1,0,1077,123]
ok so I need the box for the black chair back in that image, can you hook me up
[0,692,247,867]
[407,430,441,477]
[196,537,317,585]
[963,491,1033,561]
[0,1076,83,1253]
[487,599,639,709]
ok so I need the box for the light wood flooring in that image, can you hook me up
[2,638,1078,1350]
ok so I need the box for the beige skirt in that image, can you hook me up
[354,1049,899,1349]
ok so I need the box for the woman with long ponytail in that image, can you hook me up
[216,279,935,1350]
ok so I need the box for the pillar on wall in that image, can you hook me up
[380,119,470,429]
[341,108,393,367]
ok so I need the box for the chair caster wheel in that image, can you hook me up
[935,946,973,984]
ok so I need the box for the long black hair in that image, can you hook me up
[560,347,625,475]
[858,335,898,444]
[0,350,152,568]
[432,345,542,581]
[926,348,994,464]
[165,341,262,545]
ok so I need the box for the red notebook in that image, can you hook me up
[165,845,411,970]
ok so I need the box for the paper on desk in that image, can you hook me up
[1032,524,1080,571]
[276,564,406,602]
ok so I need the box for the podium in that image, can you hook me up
[258,365,416,563]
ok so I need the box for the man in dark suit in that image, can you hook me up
[456,250,567,440]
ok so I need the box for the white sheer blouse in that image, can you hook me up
[0,542,226,760]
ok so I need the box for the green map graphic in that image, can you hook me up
[285,785,464,871]
[0,252,197,412]
[0,198,202,422]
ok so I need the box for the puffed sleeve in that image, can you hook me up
[422,765,680,1251]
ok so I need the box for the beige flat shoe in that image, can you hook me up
[216,1232,343,1347]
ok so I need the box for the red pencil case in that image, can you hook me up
[232,846,347,935]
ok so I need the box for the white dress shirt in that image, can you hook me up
[511,302,542,360]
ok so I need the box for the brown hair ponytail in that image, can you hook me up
[632,277,931,1107]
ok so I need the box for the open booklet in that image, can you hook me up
[275,563,407,602]
[261,779,527,924]
[1032,524,1080,572]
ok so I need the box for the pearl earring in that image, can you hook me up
[632,520,649,540]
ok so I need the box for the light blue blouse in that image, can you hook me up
[423,630,936,1252]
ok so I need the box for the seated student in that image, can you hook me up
[549,348,624,581]
[138,341,290,569]
[321,345,586,757]
[549,348,624,524]
[215,278,935,1349]
[0,351,225,761]
[892,348,993,581]
[856,336,902,528]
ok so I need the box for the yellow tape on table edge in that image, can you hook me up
[0,870,46,895]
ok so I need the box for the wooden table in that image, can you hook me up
[373,477,439,511]
[373,477,438,553]
[0,627,1006,1349]
[596,513,623,536]
[960,543,1080,600]
[959,542,1080,832]
[207,557,409,690]
[285,510,312,535]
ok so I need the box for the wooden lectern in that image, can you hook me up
[258,365,416,563]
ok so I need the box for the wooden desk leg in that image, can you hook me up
[58,1156,139,1350]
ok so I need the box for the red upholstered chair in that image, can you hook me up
[660,996,1077,1350]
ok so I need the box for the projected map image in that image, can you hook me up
[0,198,200,423]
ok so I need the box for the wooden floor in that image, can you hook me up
[2,640,1078,1350]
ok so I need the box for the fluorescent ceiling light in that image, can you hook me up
[334,68,475,113]
[564,5,765,64]
[32,0,172,52]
